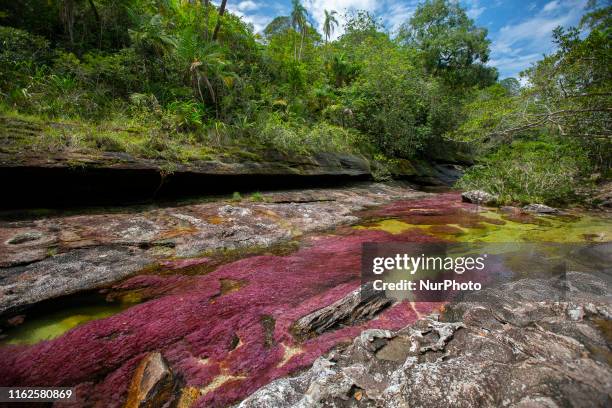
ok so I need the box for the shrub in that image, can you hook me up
[0,26,54,91]
[457,138,592,205]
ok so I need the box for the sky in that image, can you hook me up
[224,0,591,79]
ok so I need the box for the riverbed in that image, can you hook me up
[0,187,610,407]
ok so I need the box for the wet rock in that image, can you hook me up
[291,283,394,340]
[6,231,43,245]
[218,205,252,217]
[523,203,560,214]
[240,272,612,408]
[125,352,178,408]
[461,190,497,205]
[6,314,25,327]
[0,246,152,315]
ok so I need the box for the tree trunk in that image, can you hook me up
[203,0,210,41]
[212,0,228,41]
[298,29,305,61]
[60,0,76,46]
[87,0,102,49]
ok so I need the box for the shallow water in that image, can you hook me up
[355,209,611,243]
[1,292,138,345]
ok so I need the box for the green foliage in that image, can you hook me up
[454,1,610,205]
[0,26,54,92]
[1,0,607,208]
[400,0,497,88]
[249,192,265,202]
[231,191,242,201]
[458,139,592,205]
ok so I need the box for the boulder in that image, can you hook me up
[125,352,178,408]
[523,203,560,214]
[461,190,497,205]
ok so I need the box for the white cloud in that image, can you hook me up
[542,1,560,13]
[237,1,258,12]
[491,0,586,78]
[227,3,273,33]
[384,1,417,32]
[467,6,485,18]
[464,0,486,19]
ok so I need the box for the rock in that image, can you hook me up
[240,272,612,408]
[6,231,43,245]
[461,190,497,205]
[125,352,177,408]
[0,183,429,315]
[290,283,394,340]
[218,205,252,217]
[6,314,25,326]
[523,203,560,214]
[0,246,152,316]
[592,181,612,209]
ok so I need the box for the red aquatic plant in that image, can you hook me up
[0,195,469,407]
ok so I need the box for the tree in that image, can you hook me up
[400,0,496,88]
[212,0,228,41]
[499,78,521,96]
[264,16,292,39]
[323,10,338,43]
[290,0,308,61]
[453,2,611,171]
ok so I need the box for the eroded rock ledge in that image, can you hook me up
[239,272,612,408]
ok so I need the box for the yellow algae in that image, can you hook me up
[276,343,303,367]
[176,387,202,408]
[354,219,421,234]
[200,373,246,396]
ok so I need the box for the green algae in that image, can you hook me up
[1,299,137,346]
[355,209,611,243]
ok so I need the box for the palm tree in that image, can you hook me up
[323,9,338,43]
[290,0,308,61]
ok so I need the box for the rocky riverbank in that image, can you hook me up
[241,271,612,408]
[0,182,428,317]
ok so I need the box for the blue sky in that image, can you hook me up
[224,0,590,79]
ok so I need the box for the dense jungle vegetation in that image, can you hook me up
[0,0,610,205]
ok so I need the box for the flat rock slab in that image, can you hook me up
[0,182,428,316]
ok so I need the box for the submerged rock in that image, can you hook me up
[461,190,497,205]
[240,272,612,408]
[523,203,560,214]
